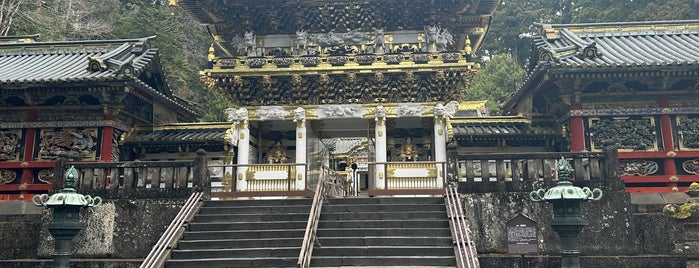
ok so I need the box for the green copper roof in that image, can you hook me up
[530,20,699,69]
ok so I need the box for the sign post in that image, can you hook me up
[506,214,538,268]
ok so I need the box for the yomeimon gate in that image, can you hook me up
[179,0,501,197]
[506,20,699,193]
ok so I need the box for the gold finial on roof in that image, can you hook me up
[464,36,472,55]
[168,0,177,15]
[207,44,215,62]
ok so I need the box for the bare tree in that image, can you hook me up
[0,0,24,36]
[21,0,129,40]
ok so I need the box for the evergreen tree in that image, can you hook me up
[462,54,525,115]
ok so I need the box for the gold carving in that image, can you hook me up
[18,183,27,190]
[667,151,677,157]
[238,173,243,180]
[20,162,28,167]
[297,173,302,180]
[378,130,383,137]
[298,132,304,139]
[669,176,679,182]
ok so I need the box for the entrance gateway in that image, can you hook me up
[219,101,483,198]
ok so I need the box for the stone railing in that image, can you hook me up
[446,142,622,193]
[54,149,209,199]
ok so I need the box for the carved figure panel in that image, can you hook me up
[37,169,53,184]
[0,169,16,184]
[682,159,699,175]
[38,128,98,160]
[0,130,21,161]
[619,160,659,176]
[314,104,367,119]
[255,106,290,120]
[589,117,657,151]
[678,117,699,149]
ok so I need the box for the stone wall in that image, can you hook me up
[0,201,43,260]
[459,180,687,268]
[18,188,191,261]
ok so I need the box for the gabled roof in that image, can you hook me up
[0,36,199,120]
[0,36,158,84]
[504,20,699,115]
[530,20,699,69]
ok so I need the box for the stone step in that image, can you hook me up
[165,257,299,268]
[315,236,452,247]
[177,237,303,250]
[320,211,445,220]
[194,212,309,222]
[202,198,312,207]
[198,204,312,214]
[326,197,445,205]
[318,219,449,229]
[322,203,446,212]
[316,227,451,237]
[188,220,307,231]
[170,247,300,259]
[183,229,305,240]
[309,256,456,267]
[311,246,455,257]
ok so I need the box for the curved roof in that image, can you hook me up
[531,20,699,69]
[504,20,699,115]
[0,37,156,84]
[0,36,199,119]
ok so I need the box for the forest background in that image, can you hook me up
[1,0,696,119]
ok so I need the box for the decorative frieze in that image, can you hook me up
[38,128,98,160]
[0,130,21,161]
[255,106,290,120]
[0,120,130,132]
[677,117,699,149]
[619,160,659,176]
[314,104,367,119]
[682,159,699,175]
[395,103,426,117]
[573,107,699,117]
[0,169,16,184]
[589,117,657,151]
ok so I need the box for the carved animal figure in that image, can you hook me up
[374,29,385,51]
[425,25,439,43]
[243,31,256,49]
[436,29,454,51]
[296,30,308,52]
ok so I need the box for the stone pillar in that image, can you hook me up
[294,107,307,190]
[374,105,387,190]
[228,108,249,191]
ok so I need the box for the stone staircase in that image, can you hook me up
[310,197,456,267]
[165,198,312,268]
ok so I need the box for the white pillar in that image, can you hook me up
[294,107,306,190]
[434,104,447,183]
[374,105,387,190]
[228,108,249,191]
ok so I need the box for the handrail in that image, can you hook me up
[298,166,331,268]
[140,191,204,268]
[445,184,480,268]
